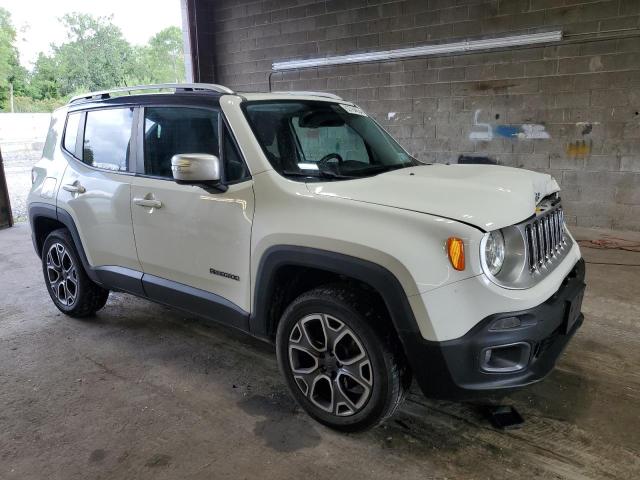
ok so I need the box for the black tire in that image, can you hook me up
[41,228,109,318]
[276,284,410,432]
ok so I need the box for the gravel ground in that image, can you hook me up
[2,147,43,223]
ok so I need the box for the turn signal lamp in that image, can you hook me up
[447,237,465,271]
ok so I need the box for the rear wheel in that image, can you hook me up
[42,229,109,317]
[276,285,409,432]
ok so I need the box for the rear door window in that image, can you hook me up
[82,108,133,172]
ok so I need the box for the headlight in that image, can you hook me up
[483,230,505,275]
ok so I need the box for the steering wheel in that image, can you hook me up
[317,153,344,169]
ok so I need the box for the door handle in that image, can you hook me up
[133,197,162,209]
[62,183,86,194]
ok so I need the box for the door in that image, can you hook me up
[57,107,141,273]
[130,106,254,313]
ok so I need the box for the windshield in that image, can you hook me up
[243,100,421,181]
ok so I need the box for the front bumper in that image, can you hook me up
[405,258,586,400]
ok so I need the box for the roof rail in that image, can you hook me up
[69,83,234,104]
[272,90,343,100]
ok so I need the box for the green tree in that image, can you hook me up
[0,7,27,111]
[30,52,61,99]
[19,51,66,111]
[147,26,185,83]
[131,26,185,84]
[31,13,135,99]
[0,8,17,88]
[5,11,186,112]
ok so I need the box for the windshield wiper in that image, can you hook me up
[282,160,421,180]
[345,163,415,176]
[282,170,359,180]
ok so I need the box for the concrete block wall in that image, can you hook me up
[190,0,640,231]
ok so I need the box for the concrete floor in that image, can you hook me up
[1,223,639,480]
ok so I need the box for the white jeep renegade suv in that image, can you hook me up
[28,83,585,431]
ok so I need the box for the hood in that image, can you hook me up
[306,164,559,231]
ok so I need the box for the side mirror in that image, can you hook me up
[171,153,226,191]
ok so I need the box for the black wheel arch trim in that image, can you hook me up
[28,202,57,257]
[250,245,422,343]
[29,202,105,285]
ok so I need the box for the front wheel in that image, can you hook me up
[276,285,409,432]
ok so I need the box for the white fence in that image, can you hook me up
[0,113,51,152]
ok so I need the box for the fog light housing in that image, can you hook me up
[480,342,531,373]
[489,316,521,331]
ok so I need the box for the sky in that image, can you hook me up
[2,0,183,69]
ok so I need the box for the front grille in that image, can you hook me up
[524,206,566,272]
[487,195,573,289]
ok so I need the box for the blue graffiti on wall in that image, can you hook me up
[469,110,550,141]
[494,125,521,138]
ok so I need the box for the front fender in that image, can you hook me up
[250,245,422,340]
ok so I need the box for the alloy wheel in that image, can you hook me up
[288,313,373,416]
[46,242,78,307]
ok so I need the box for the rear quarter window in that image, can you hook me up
[63,112,81,156]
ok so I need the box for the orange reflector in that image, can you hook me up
[447,237,465,271]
